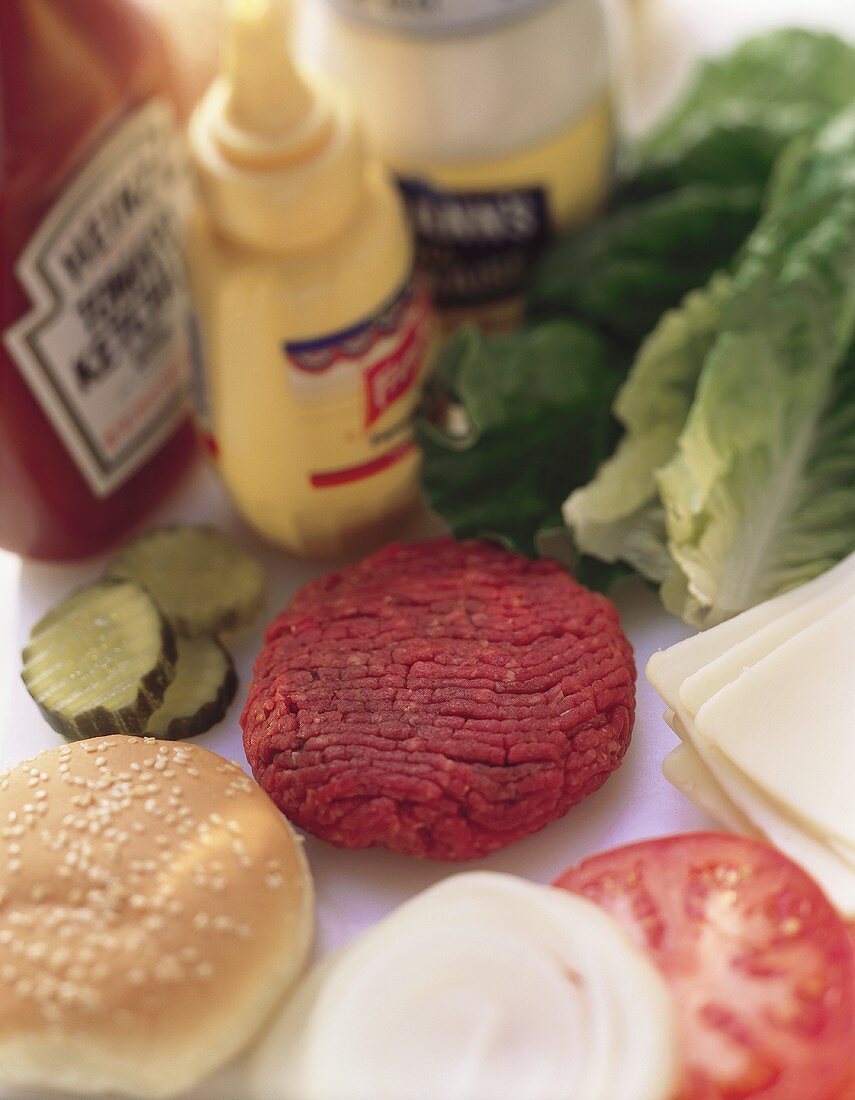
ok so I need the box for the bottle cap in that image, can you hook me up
[190,0,363,250]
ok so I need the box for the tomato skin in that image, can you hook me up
[554,833,855,1100]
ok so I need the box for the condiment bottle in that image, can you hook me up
[308,0,614,332]
[188,0,433,561]
[0,0,197,561]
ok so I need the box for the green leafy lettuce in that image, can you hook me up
[563,274,732,583]
[421,29,855,615]
[658,168,855,625]
[528,187,756,345]
[633,29,855,192]
[417,323,623,558]
[529,29,855,346]
[566,107,855,624]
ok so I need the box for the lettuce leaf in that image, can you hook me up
[529,30,855,349]
[417,323,624,560]
[634,29,855,192]
[528,186,757,345]
[563,274,732,583]
[420,31,855,617]
[561,99,855,625]
[658,178,855,626]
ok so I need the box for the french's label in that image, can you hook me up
[327,0,552,34]
[3,99,193,499]
[399,178,550,318]
[284,280,432,487]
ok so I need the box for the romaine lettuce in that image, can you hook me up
[633,29,855,192]
[563,274,731,583]
[421,30,855,614]
[564,107,855,624]
[658,183,855,626]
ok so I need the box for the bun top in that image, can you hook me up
[0,736,313,1097]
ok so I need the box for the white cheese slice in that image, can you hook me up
[668,715,855,916]
[679,563,855,718]
[662,742,758,836]
[647,553,855,712]
[695,593,855,850]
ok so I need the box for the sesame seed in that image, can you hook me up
[154,956,184,983]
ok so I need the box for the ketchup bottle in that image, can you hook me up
[0,0,197,561]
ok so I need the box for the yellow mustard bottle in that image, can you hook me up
[187,0,433,560]
[307,0,614,333]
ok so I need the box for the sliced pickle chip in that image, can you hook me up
[107,525,265,636]
[22,579,176,741]
[145,635,238,740]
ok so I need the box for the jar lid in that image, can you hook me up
[325,0,560,37]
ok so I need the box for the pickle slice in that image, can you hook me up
[145,635,238,740]
[107,525,265,636]
[22,579,177,741]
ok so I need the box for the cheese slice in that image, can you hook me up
[695,593,855,850]
[663,742,758,836]
[679,564,855,717]
[668,718,855,916]
[647,553,855,712]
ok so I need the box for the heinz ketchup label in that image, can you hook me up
[3,99,193,499]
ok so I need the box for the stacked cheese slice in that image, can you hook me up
[648,553,855,916]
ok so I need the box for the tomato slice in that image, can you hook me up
[554,833,855,1100]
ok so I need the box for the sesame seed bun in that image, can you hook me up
[0,737,314,1098]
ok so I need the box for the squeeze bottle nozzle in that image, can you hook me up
[211,0,332,169]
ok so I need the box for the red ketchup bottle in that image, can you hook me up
[0,0,197,561]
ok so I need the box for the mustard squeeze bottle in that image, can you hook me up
[187,0,433,560]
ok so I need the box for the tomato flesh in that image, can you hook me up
[555,833,855,1100]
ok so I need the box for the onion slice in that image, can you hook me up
[252,872,678,1100]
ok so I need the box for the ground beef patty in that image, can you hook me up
[242,540,636,860]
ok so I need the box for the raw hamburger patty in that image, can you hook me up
[242,540,636,860]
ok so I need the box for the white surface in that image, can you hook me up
[5,461,704,943]
[3,461,704,1099]
[3,1,855,1096]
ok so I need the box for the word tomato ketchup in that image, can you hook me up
[0,0,196,561]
